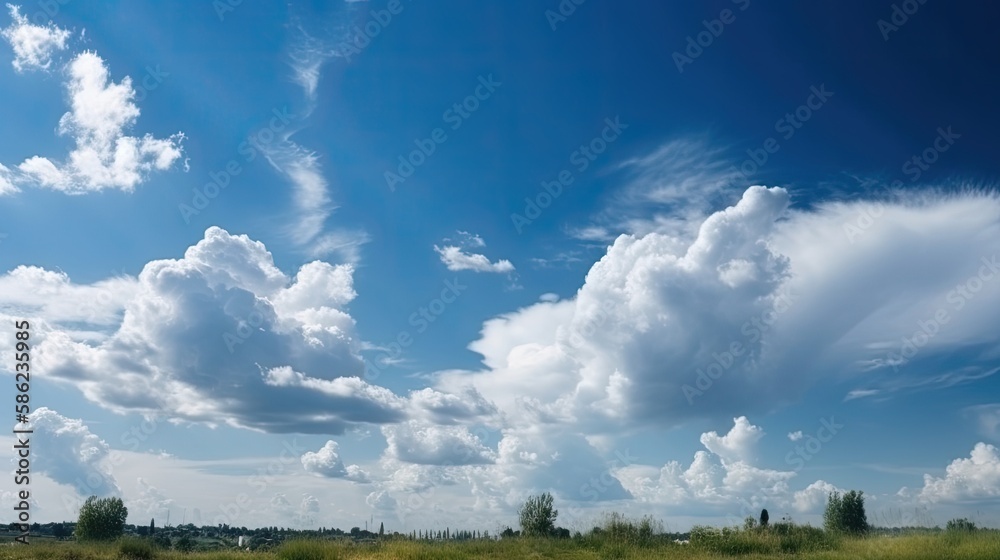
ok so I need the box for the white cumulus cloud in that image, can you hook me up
[1,4,70,72]
[700,416,765,464]
[15,51,184,192]
[435,243,514,274]
[917,443,1000,503]
[27,407,122,498]
[301,440,370,482]
[382,421,495,465]
[434,186,1000,435]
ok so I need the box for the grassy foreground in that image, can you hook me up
[2,531,999,560]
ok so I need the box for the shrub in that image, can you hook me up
[175,535,196,552]
[118,536,156,560]
[691,521,835,555]
[597,512,662,546]
[946,518,977,532]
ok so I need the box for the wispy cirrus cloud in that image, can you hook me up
[571,137,745,242]
[258,21,368,264]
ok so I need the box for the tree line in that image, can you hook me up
[45,490,987,546]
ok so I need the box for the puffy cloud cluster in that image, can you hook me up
[28,407,122,498]
[367,416,844,529]
[407,387,499,426]
[395,185,1000,523]
[382,421,495,466]
[16,52,184,192]
[616,417,834,518]
[2,11,184,194]
[0,265,137,330]
[301,441,370,482]
[1,4,70,71]
[436,186,1000,434]
[700,416,764,464]
[917,443,1000,503]
[30,227,394,433]
[437,186,796,431]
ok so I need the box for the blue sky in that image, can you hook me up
[2,0,999,533]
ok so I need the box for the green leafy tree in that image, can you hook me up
[75,496,128,541]
[824,490,869,535]
[518,492,558,537]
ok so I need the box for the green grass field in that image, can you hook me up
[2,531,999,560]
